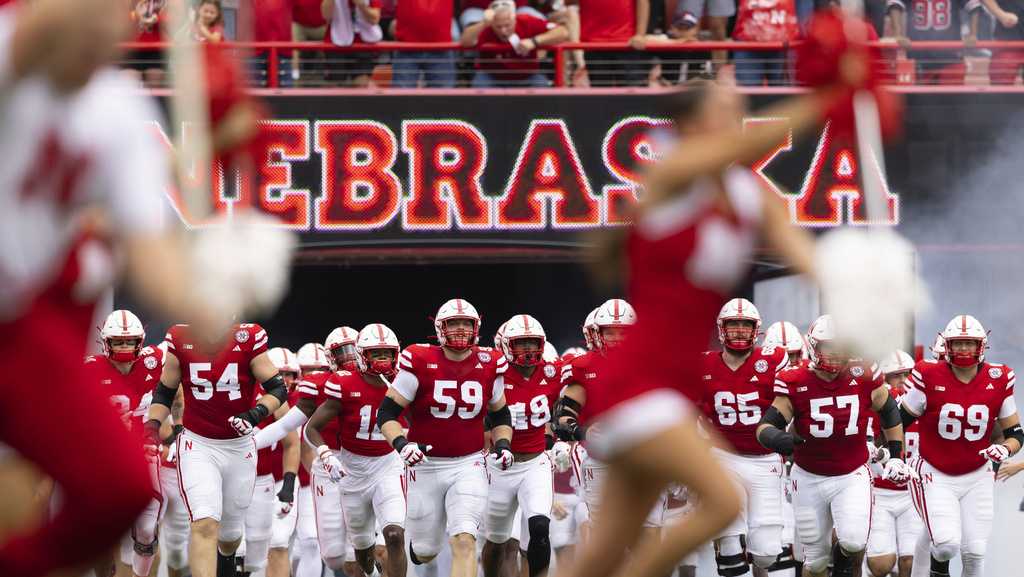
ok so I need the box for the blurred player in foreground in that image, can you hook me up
[556,22,881,577]
[0,0,292,574]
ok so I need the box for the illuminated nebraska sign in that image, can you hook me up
[149,116,899,231]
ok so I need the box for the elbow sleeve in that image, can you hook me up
[376,396,404,429]
[879,396,902,430]
[261,373,288,404]
[488,405,512,429]
[151,384,177,409]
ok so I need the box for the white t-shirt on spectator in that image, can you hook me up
[330,0,383,46]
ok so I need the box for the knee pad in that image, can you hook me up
[838,538,866,555]
[714,536,749,577]
[243,539,270,572]
[218,524,244,544]
[805,555,830,574]
[526,516,551,577]
[166,547,189,571]
[931,541,959,563]
[751,554,776,570]
[961,553,984,577]
[323,555,347,571]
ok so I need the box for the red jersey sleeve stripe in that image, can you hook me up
[297,382,319,396]
[324,387,341,399]
[399,357,414,370]
[1007,377,1016,390]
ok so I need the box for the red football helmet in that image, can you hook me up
[500,315,546,367]
[941,315,988,368]
[325,326,359,371]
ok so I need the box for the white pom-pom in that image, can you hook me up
[816,228,930,363]
[191,211,296,326]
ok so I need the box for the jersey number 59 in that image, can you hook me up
[430,380,484,419]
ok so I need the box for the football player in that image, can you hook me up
[144,323,287,577]
[900,315,1022,577]
[930,334,946,361]
[697,299,789,577]
[307,323,408,577]
[243,347,301,577]
[84,310,168,577]
[756,315,914,577]
[762,320,808,368]
[482,315,562,577]
[377,298,513,577]
[561,347,587,362]
[326,326,360,371]
[867,349,921,577]
[160,385,191,577]
[254,337,348,577]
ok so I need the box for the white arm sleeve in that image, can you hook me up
[999,395,1018,420]
[489,374,506,407]
[254,406,310,450]
[390,369,419,403]
[0,11,14,89]
[899,386,926,417]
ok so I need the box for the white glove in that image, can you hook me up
[399,442,430,467]
[489,441,514,471]
[869,442,890,464]
[979,443,1011,464]
[549,441,573,473]
[881,458,917,485]
[228,415,254,437]
[165,441,178,464]
[317,445,344,483]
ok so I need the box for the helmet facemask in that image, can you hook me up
[945,338,983,368]
[812,340,848,374]
[330,343,358,372]
[508,336,544,367]
[597,325,627,351]
[720,319,757,352]
[106,337,143,363]
[441,318,478,351]
[362,347,398,378]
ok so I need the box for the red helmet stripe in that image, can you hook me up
[737,300,743,315]
[456,300,464,314]
[120,310,128,332]
[613,300,620,321]
[376,324,385,343]
[522,315,530,332]
[781,323,789,346]
[961,315,967,335]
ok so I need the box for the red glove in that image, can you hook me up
[795,8,902,141]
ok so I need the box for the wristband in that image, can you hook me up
[887,440,904,461]
[392,435,409,452]
[493,438,511,453]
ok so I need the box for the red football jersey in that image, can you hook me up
[505,361,562,453]
[775,361,882,476]
[560,350,602,394]
[904,360,1016,476]
[324,370,392,457]
[700,346,788,456]
[83,345,165,431]
[165,323,269,440]
[869,386,919,490]
[297,370,341,450]
[393,344,507,458]
[587,168,764,421]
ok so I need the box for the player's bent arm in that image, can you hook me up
[377,386,413,449]
[304,398,342,452]
[872,385,906,457]
[997,412,1023,456]
[755,396,798,455]
[488,392,513,444]
[254,404,312,450]
[251,352,287,412]
[281,429,300,475]
[145,351,181,429]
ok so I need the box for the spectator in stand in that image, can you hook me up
[887,0,979,84]
[322,0,383,86]
[569,0,650,86]
[249,0,296,86]
[292,0,328,83]
[460,0,568,86]
[982,0,1024,84]
[672,0,732,69]
[128,0,167,87]
[392,0,457,87]
[731,0,798,86]
[182,0,225,43]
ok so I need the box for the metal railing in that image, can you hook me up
[119,40,1024,89]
